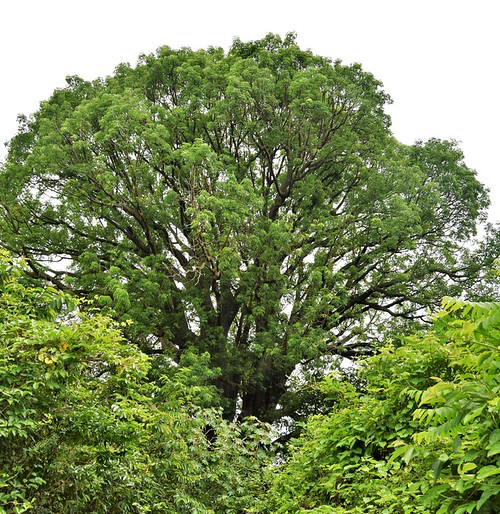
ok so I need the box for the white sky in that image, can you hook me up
[1,0,499,220]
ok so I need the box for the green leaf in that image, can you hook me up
[476,465,500,481]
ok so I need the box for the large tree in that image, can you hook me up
[0,34,496,421]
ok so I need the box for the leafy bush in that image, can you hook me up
[0,252,271,513]
[264,296,500,513]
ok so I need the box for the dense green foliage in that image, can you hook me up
[0,252,271,513]
[264,296,500,513]
[4,256,500,513]
[1,34,496,422]
[1,34,500,513]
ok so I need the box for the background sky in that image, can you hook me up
[1,0,499,221]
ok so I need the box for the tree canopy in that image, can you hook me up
[0,33,497,422]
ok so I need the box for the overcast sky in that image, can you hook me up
[1,0,499,221]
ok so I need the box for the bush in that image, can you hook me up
[0,252,271,513]
[264,297,500,513]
